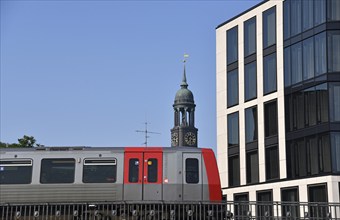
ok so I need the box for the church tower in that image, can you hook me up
[171,59,198,147]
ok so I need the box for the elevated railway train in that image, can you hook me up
[0,146,222,204]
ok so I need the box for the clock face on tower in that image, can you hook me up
[184,132,196,146]
[171,133,179,146]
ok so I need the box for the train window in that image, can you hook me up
[185,158,199,184]
[83,158,117,183]
[129,158,139,183]
[0,160,32,184]
[147,158,158,183]
[40,158,75,184]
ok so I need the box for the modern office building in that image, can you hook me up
[216,0,340,213]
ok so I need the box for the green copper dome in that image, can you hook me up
[174,67,194,104]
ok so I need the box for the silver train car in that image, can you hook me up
[0,147,222,204]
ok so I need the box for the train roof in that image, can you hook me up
[0,146,211,154]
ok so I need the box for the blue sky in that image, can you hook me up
[1,0,260,152]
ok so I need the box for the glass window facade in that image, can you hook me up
[264,100,278,137]
[291,0,301,37]
[227,69,238,107]
[308,184,328,218]
[303,37,314,80]
[302,0,314,31]
[257,191,273,219]
[329,83,340,122]
[285,32,328,87]
[234,194,249,218]
[263,53,277,94]
[229,155,240,187]
[265,145,279,180]
[328,31,340,72]
[291,42,302,85]
[281,188,299,218]
[328,0,340,21]
[331,132,340,173]
[245,61,257,101]
[314,32,327,76]
[227,26,238,65]
[246,151,259,184]
[285,83,329,132]
[244,17,256,57]
[287,133,331,178]
[245,106,257,143]
[228,112,239,147]
[263,7,276,48]
[315,0,326,26]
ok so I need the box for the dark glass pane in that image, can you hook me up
[263,7,276,48]
[245,107,257,143]
[227,69,239,107]
[264,100,278,137]
[297,139,307,177]
[302,0,313,31]
[293,90,305,130]
[308,185,328,218]
[282,188,299,218]
[307,136,319,175]
[283,0,290,40]
[314,32,327,76]
[229,156,240,186]
[245,62,257,101]
[284,47,291,87]
[329,82,340,122]
[40,158,75,184]
[234,194,249,219]
[316,83,329,123]
[291,42,302,84]
[285,94,293,132]
[147,158,158,183]
[265,145,279,180]
[186,158,199,184]
[304,87,317,127]
[83,159,117,183]
[314,0,326,26]
[129,158,139,183]
[227,26,238,64]
[263,53,277,94]
[246,151,259,184]
[244,17,256,57]
[303,37,314,80]
[328,31,340,72]
[327,0,340,21]
[331,132,340,173]
[0,160,32,184]
[319,134,331,173]
[291,0,302,36]
[257,191,273,220]
[228,112,239,147]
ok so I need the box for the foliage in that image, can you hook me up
[1,135,40,148]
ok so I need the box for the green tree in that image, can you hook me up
[18,135,36,147]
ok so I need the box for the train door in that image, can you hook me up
[143,152,162,200]
[124,151,163,201]
[124,152,143,200]
[182,153,202,201]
